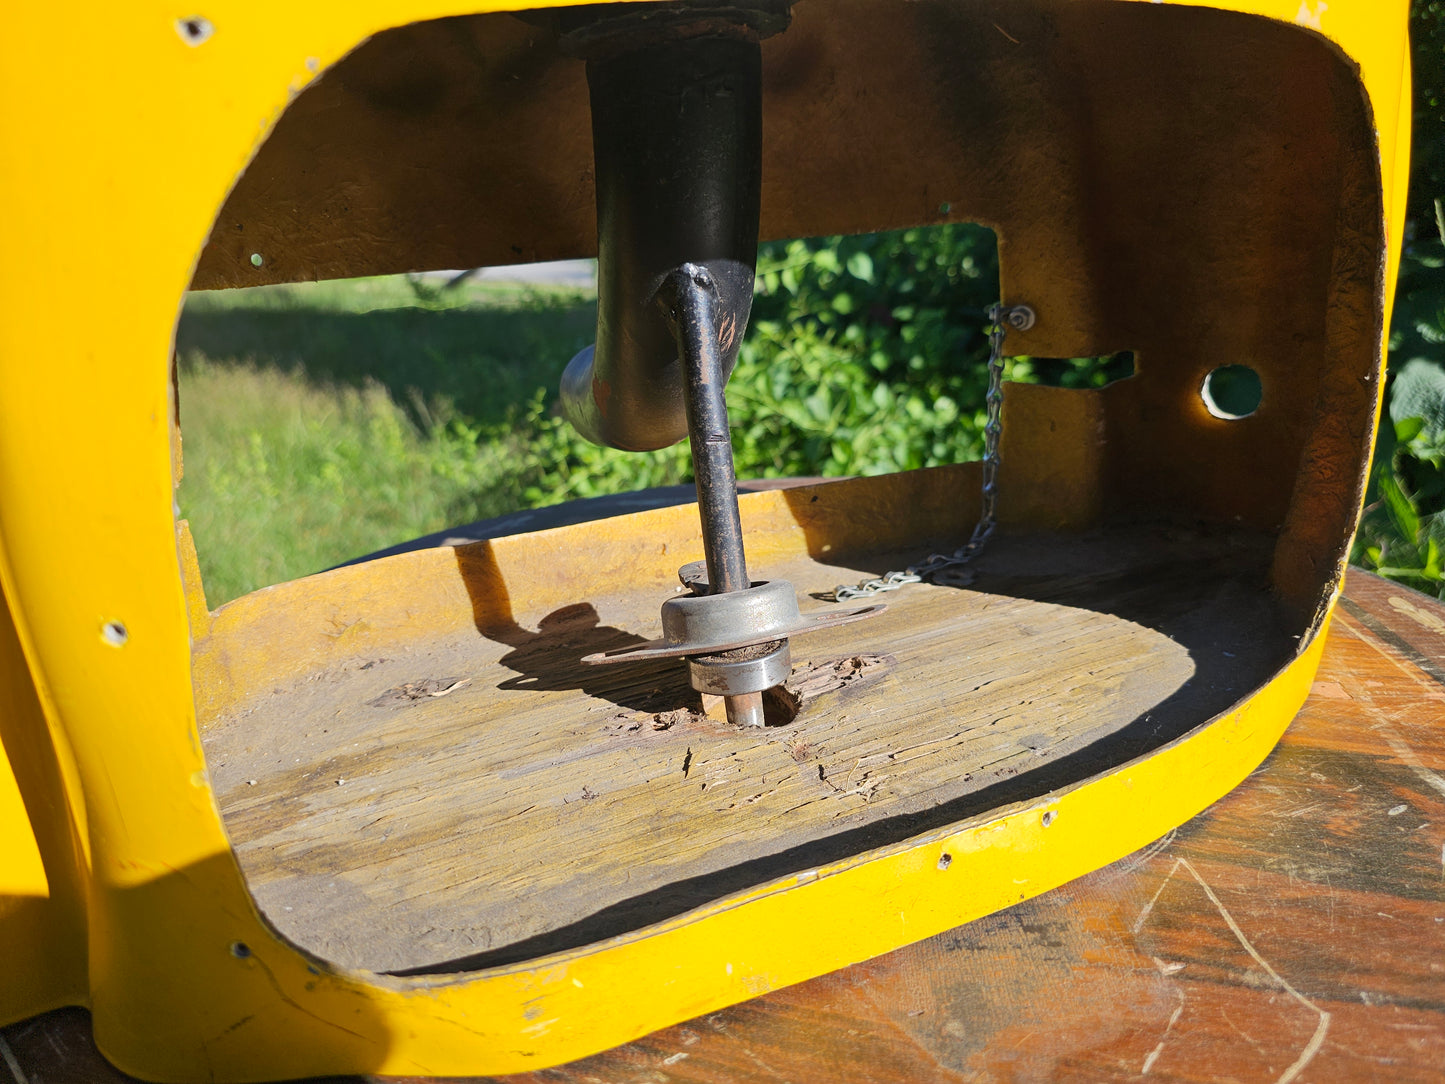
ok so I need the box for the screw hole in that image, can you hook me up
[230,941,251,958]
[1041,810,1057,828]
[1201,365,1262,419]
[761,684,801,727]
[101,621,128,647]
[176,16,214,46]
[937,853,953,870]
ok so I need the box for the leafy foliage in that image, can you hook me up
[734,227,1001,475]
[1354,355,1445,596]
[505,223,1131,500]
[1349,1,1445,597]
[495,224,1008,502]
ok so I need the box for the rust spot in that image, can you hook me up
[717,310,738,352]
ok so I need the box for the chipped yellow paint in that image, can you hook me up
[0,0,1411,1079]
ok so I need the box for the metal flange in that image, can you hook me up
[580,579,882,665]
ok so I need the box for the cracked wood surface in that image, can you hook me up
[7,568,1442,1081]
[199,527,1288,974]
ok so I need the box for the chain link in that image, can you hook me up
[832,302,1035,602]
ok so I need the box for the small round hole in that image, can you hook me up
[250,252,264,267]
[101,621,128,647]
[937,853,953,870]
[229,941,251,958]
[1041,810,1057,828]
[1201,365,1262,419]
[175,16,214,46]
[761,685,801,727]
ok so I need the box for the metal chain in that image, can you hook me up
[832,302,1035,602]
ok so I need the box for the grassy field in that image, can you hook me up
[176,276,615,603]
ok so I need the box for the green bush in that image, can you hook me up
[498,224,1007,499]
[506,223,1130,499]
[1348,0,1445,597]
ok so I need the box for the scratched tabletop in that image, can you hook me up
[4,568,1443,1083]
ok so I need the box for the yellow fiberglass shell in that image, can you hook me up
[0,0,1412,1079]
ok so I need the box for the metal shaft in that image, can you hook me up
[658,264,765,727]
[561,29,763,451]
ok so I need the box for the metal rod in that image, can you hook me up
[658,264,765,728]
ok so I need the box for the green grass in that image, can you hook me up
[177,358,531,600]
[176,277,615,603]
[178,275,598,428]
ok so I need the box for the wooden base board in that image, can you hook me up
[201,524,1294,975]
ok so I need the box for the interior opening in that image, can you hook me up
[176,224,1012,606]
[1201,363,1265,419]
[1010,351,1137,389]
[180,0,1383,977]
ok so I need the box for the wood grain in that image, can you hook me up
[201,527,1289,974]
[5,569,1441,1081]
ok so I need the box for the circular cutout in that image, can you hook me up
[101,621,128,647]
[1201,365,1263,419]
[175,16,214,46]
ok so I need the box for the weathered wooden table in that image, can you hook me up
[4,569,1442,1083]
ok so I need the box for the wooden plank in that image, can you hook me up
[200,526,1289,974]
[5,570,1441,1081]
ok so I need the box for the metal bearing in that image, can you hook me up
[687,639,791,696]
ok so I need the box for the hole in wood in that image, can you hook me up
[762,684,800,727]
[1201,364,1263,419]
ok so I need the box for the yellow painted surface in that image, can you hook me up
[0,0,1411,1078]
[0,737,47,900]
